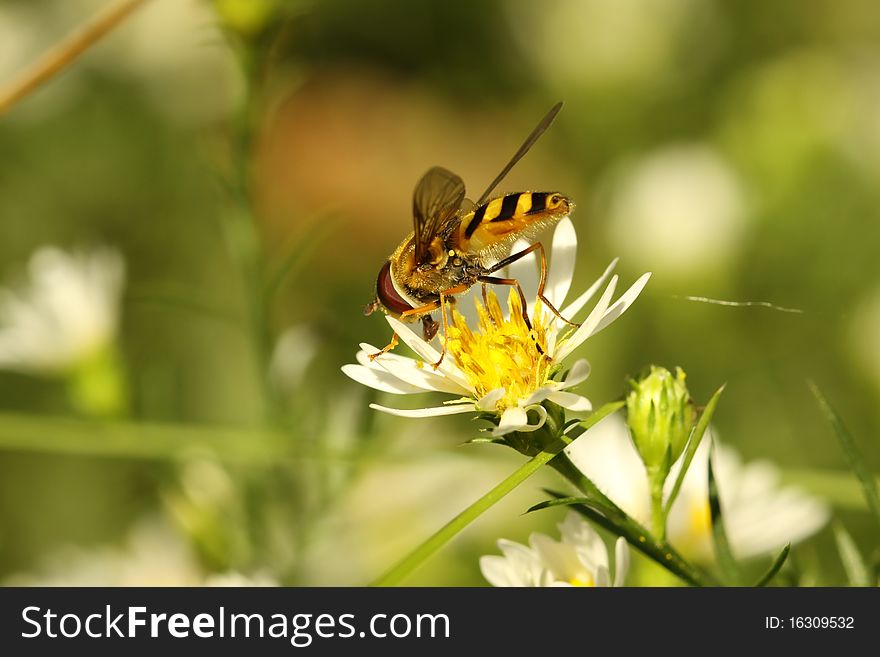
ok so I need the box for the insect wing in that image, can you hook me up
[474,102,563,208]
[412,166,465,264]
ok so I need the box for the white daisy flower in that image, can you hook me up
[3,516,276,587]
[342,218,651,437]
[480,510,629,587]
[0,246,124,375]
[565,414,831,562]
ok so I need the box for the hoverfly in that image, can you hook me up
[364,102,577,367]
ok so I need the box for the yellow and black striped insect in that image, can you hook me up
[364,102,577,366]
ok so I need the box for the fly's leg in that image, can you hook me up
[368,301,439,360]
[488,242,580,327]
[432,284,469,370]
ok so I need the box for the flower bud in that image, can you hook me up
[214,0,280,38]
[626,366,696,477]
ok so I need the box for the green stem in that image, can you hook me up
[547,453,715,586]
[371,401,624,586]
[371,436,571,587]
[221,43,289,427]
[649,470,666,541]
[548,451,622,512]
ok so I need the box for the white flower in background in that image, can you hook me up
[508,0,700,89]
[343,218,651,436]
[0,246,125,375]
[565,414,830,562]
[480,511,629,587]
[3,517,276,587]
[606,144,747,279]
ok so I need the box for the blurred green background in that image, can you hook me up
[0,0,878,585]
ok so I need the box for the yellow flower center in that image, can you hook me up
[568,574,595,587]
[444,289,553,411]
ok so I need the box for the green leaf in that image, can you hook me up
[664,384,725,516]
[832,522,871,587]
[708,442,742,585]
[0,411,289,462]
[809,381,880,529]
[753,544,791,587]
[530,492,718,587]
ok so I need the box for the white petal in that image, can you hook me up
[531,533,585,584]
[385,316,472,390]
[522,386,554,407]
[385,316,441,362]
[592,272,652,336]
[355,349,384,369]
[559,511,602,551]
[360,343,471,395]
[505,238,539,316]
[559,512,609,576]
[340,364,425,394]
[547,390,592,412]
[524,405,549,431]
[545,324,558,357]
[554,275,618,362]
[559,359,591,389]
[479,556,518,587]
[594,565,610,587]
[544,217,577,308]
[491,405,547,437]
[564,414,652,525]
[492,406,529,436]
[369,403,476,418]
[613,537,630,587]
[560,258,618,321]
[482,539,545,587]
[476,388,506,411]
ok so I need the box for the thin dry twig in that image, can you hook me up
[0,0,150,116]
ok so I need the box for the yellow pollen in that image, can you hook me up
[445,289,552,411]
[568,574,595,587]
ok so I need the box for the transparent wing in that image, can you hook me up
[474,102,563,208]
[412,166,466,265]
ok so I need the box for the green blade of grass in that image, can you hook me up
[809,381,880,528]
[708,442,742,585]
[370,402,624,587]
[665,384,725,516]
[371,438,569,587]
[753,544,791,587]
[832,522,871,587]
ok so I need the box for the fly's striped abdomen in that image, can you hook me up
[462,192,566,239]
[458,192,572,261]
[464,192,548,239]
[458,192,572,256]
